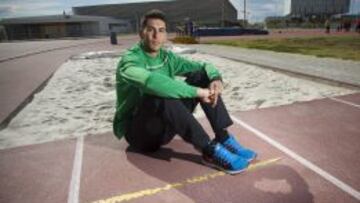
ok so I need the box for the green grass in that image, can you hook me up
[170,36,199,44]
[204,36,360,61]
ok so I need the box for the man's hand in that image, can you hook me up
[196,88,212,103]
[208,80,223,107]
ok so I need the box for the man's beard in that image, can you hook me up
[146,43,160,53]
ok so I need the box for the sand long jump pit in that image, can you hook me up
[0,49,358,149]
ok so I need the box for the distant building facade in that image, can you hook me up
[266,0,353,28]
[0,0,238,40]
[0,25,7,41]
[73,0,238,32]
[0,14,131,40]
[290,0,350,18]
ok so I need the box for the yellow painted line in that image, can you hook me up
[247,157,282,171]
[92,157,282,203]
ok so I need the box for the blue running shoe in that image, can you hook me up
[202,143,249,175]
[222,135,257,162]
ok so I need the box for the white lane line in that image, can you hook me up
[327,96,360,109]
[67,136,84,203]
[230,115,360,201]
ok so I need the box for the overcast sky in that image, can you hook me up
[0,0,359,22]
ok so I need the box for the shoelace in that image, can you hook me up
[214,145,235,168]
[224,137,244,153]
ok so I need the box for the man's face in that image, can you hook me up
[140,18,167,53]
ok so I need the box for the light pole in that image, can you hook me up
[244,0,247,27]
[221,0,225,27]
[134,12,139,33]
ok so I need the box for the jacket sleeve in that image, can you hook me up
[117,56,198,98]
[169,51,222,81]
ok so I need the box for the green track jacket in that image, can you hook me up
[113,41,222,139]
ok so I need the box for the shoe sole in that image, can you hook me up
[247,153,258,163]
[201,159,248,175]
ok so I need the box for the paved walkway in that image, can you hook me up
[0,38,106,62]
[1,93,359,203]
[0,35,139,62]
[191,44,360,88]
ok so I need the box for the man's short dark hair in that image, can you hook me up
[140,9,167,30]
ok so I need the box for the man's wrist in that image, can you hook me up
[196,88,203,97]
[210,76,223,82]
